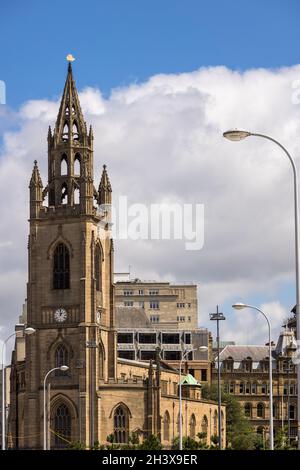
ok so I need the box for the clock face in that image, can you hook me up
[54,308,67,323]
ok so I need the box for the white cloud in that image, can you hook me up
[1,64,300,343]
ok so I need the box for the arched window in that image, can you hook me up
[54,404,71,448]
[189,414,196,439]
[74,154,81,175]
[239,382,245,394]
[245,382,251,394]
[95,246,102,291]
[176,413,182,434]
[55,344,69,376]
[244,403,252,418]
[251,382,257,394]
[53,243,70,289]
[261,382,267,394]
[289,405,295,420]
[257,403,265,418]
[61,154,68,175]
[229,381,235,394]
[62,122,69,141]
[201,415,208,435]
[72,121,79,140]
[213,410,218,435]
[114,406,129,444]
[61,182,68,204]
[74,187,80,205]
[163,411,170,442]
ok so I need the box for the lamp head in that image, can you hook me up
[198,346,208,352]
[223,129,251,141]
[60,365,69,372]
[24,327,36,335]
[232,303,247,310]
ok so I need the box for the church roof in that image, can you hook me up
[180,374,201,386]
[217,344,274,362]
[115,306,151,328]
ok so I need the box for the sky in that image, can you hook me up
[1,0,300,346]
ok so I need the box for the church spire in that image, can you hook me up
[29,160,43,218]
[54,62,87,146]
[98,164,112,205]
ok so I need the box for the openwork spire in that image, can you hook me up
[98,164,112,205]
[30,160,43,188]
[54,62,86,144]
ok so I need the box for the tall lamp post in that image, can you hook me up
[179,346,208,450]
[210,306,226,449]
[223,129,300,448]
[1,327,35,450]
[43,366,69,450]
[232,303,274,450]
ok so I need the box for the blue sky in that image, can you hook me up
[1,1,300,344]
[1,0,300,108]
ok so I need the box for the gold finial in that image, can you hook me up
[66,54,75,62]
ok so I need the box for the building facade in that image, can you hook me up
[115,280,198,329]
[8,63,224,449]
[213,329,297,443]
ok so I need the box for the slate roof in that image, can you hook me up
[218,345,274,361]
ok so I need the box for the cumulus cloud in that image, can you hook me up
[1,64,300,344]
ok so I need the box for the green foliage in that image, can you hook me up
[69,441,86,450]
[202,383,259,450]
[138,434,163,450]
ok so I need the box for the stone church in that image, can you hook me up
[8,63,224,449]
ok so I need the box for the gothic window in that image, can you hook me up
[72,121,79,140]
[201,415,208,436]
[163,411,170,442]
[245,382,251,394]
[62,122,69,141]
[176,413,182,434]
[54,404,71,448]
[61,154,68,175]
[53,243,70,289]
[95,246,102,291]
[189,414,196,439]
[74,154,81,175]
[239,382,245,394]
[251,382,257,394]
[74,187,80,205]
[55,343,69,376]
[61,182,68,204]
[213,410,218,435]
[113,406,129,444]
[257,403,265,418]
[261,382,267,394]
[244,403,252,418]
[229,382,235,394]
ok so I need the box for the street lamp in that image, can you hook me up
[232,303,274,450]
[179,345,208,450]
[1,327,35,450]
[43,366,69,450]
[224,128,300,448]
[210,306,226,449]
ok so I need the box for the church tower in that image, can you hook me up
[23,62,116,449]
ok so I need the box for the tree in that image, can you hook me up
[202,383,258,450]
[138,434,163,450]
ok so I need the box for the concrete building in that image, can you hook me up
[115,280,198,329]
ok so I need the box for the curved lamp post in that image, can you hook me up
[233,303,274,450]
[1,327,35,450]
[43,366,69,450]
[179,346,208,450]
[224,129,300,448]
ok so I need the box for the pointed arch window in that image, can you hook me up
[62,122,69,141]
[163,411,170,442]
[55,343,69,376]
[61,182,68,204]
[74,153,81,175]
[113,405,129,444]
[189,414,196,439]
[95,246,102,291]
[72,121,79,140]
[61,154,68,176]
[213,410,218,435]
[53,243,70,289]
[54,404,71,448]
[201,415,208,442]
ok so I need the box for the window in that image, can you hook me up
[289,405,295,420]
[201,369,207,382]
[184,333,191,344]
[62,122,69,141]
[162,333,180,344]
[213,410,218,435]
[95,246,101,291]
[245,382,251,394]
[138,289,144,295]
[117,333,133,344]
[284,382,288,395]
[229,382,235,394]
[138,301,145,308]
[150,301,159,309]
[55,344,69,376]
[201,416,208,441]
[124,290,133,296]
[114,406,129,444]
[177,303,185,308]
[54,404,71,448]
[225,359,234,372]
[244,403,252,418]
[72,121,79,140]
[251,383,257,394]
[74,154,81,175]
[188,303,191,308]
[61,182,68,204]
[140,350,156,360]
[164,351,181,360]
[124,301,134,307]
[189,414,196,439]
[149,289,159,295]
[138,333,156,344]
[177,316,185,322]
[257,403,265,418]
[61,154,68,175]
[261,383,267,394]
[239,382,245,394]
[188,316,191,322]
[118,351,135,360]
[53,243,70,289]
[163,411,170,442]
[161,381,168,395]
[150,315,159,323]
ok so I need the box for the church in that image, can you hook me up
[8,63,224,449]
